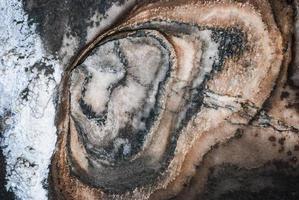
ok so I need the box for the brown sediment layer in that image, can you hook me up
[50,1,298,200]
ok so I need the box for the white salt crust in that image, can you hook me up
[0,0,61,199]
[0,0,136,199]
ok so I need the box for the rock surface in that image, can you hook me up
[0,0,299,200]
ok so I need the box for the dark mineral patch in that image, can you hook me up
[280,91,290,100]
[0,152,15,200]
[199,163,299,200]
[269,136,276,142]
[22,0,130,54]
[0,112,16,200]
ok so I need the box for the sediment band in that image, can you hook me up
[50,1,298,199]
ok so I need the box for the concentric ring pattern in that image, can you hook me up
[50,1,299,200]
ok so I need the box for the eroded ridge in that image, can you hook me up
[50,0,299,199]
